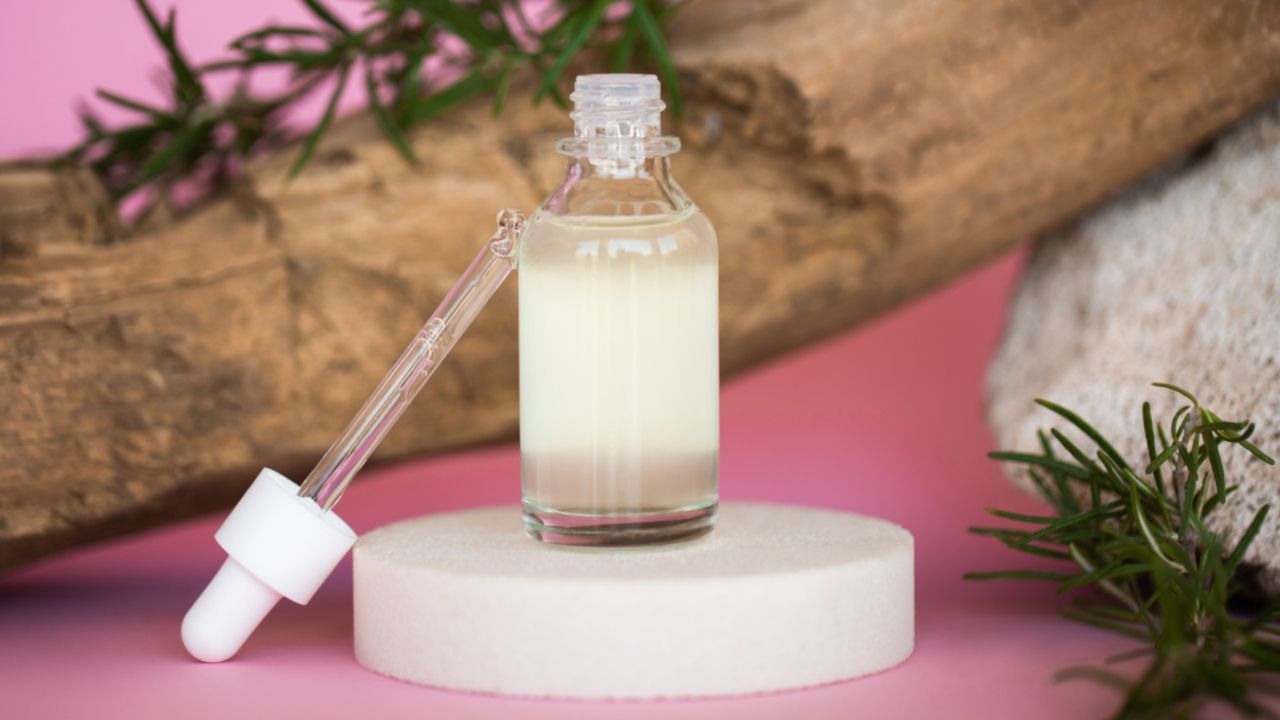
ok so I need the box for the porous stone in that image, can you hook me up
[988,102,1280,592]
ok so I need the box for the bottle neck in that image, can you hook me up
[575,155,672,182]
[545,75,686,217]
[553,74,681,173]
[544,155,689,217]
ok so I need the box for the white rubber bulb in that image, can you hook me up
[181,469,357,662]
[182,558,282,662]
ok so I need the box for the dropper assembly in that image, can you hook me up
[182,210,525,662]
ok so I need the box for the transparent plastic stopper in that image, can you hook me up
[297,209,526,511]
[555,74,680,170]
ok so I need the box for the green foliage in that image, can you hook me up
[66,0,685,214]
[970,383,1279,719]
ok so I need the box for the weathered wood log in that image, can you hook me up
[3,0,1280,569]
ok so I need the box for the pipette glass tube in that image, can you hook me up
[296,209,524,511]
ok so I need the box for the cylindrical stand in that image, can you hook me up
[354,502,914,699]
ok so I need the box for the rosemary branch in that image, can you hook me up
[65,0,685,216]
[971,383,1279,719]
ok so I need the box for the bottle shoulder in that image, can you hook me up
[525,205,715,240]
[537,157,705,217]
[519,206,717,264]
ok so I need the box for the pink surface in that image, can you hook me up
[1,254,1139,719]
[3,3,1132,718]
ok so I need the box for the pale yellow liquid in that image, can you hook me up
[519,208,719,538]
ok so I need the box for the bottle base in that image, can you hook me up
[523,501,717,546]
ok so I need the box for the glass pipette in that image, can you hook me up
[181,209,525,662]
[297,208,524,510]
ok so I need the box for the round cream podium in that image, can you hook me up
[353,502,914,699]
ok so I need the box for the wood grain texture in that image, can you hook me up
[3,0,1279,569]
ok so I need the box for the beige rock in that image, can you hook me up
[988,102,1280,591]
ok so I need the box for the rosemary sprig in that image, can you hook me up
[65,0,685,216]
[970,383,1279,718]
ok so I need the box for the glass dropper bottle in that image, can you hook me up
[518,74,720,545]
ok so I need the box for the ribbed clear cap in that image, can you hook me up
[556,74,680,159]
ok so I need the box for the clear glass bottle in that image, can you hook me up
[519,74,719,545]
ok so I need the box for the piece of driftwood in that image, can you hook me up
[3,0,1280,569]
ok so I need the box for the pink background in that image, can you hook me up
[0,3,1152,718]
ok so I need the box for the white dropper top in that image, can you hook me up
[182,210,525,662]
[182,468,356,662]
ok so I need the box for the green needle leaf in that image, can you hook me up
[135,118,215,185]
[1040,430,1082,515]
[289,63,351,180]
[94,90,175,123]
[400,0,504,48]
[134,0,166,42]
[300,0,352,37]
[1128,476,1185,574]
[1097,451,1158,501]
[1045,429,1100,470]
[1143,402,1166,492]
[230,25,326,48]
[1201,485,1239,516]
[102,123,162,157]
[1144,440,1180,475]
[1171,405,1192,441]
[229,47,342,69]
[632,0,683,118]
[1192,420,1253,436]
[491,59,513,117]
[1059,563,1152,591]
[365,69,417,164]
[1048,429,1114,493]
[134,0,202,107]
[611,12,639,72]
[395,51,427,121]
[969,527,1074,560]
[1201,408,1256,442]
[1011,501,1125,547]
[1057,611,1150,641]
[1239,439,1276,465]
[988,450,1092,480]
[401,67,497,126]
[984,508,1063,524]
[1036,398,1131,471]
[1153,382,1199,406]
[1105,647,1158,664]
[535,0,608,103]
[963,570,1077,582]
[1225,505,1269,574]
[1205,431,1227,500]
